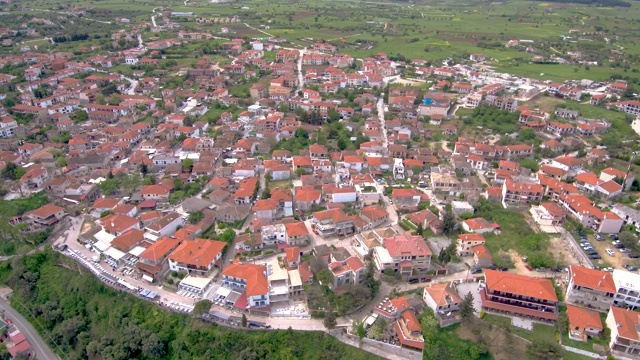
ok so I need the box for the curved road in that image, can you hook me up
[0,299,59,360]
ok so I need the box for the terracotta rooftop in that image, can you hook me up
[484,269,558,302]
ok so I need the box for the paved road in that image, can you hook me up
[0,299,60,360]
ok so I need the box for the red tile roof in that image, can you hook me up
[609,306,640,341]
[31,204,64,218]
[111,228,145,251]
[383,235,431,257]
[569,265,616,293]
[221,262,268,297]
[139,236,182,262]
[566,305,603,331]
[168,238,226,267]
[484,269,558,302]
[285,221,309,237]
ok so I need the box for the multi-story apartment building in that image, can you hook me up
[373,234,432,276]
[456,233,486,257]
[328,256,366,289]
[480,269,559,322]
[221,262,270,309]
[613,269,640,311]
[566,265,616,311]
[606,306,640,357]
[502,179,544,205]
[559,194,624,234]
[168,239,226,276]
[311,208,355,238]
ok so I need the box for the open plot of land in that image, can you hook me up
[455,317,529,360]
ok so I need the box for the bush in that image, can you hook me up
[264,249,274,255]
[166,278,174,285]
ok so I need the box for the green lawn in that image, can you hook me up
[483,313,557,343]
[0,192,48,218]
[475,200,557,268]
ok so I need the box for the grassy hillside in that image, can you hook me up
[0,250,379,360]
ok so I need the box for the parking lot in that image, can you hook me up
[578,232,639,270]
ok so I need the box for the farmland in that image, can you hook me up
[3,0,640,81]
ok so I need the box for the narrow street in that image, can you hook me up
[296,48,307,92]
[0,299,60,360]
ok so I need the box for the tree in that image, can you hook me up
[619,231,637,250]
[519,128,536,142]
[264,172,272,183]
[362,261,380,296]
[72,110,88,123]
[55,156,67,168]
[182,159,194,172]
[460,292,476,320]
[1,162,26,180]
[353,320,365,340]
[520,158,540,172]
[416,223,424,236]
[370,318,388,340]
[139,163,148,177]
[188,211,203,225]
[441,210,457,235]
[557,312,568,335]
[241,313,247,328]
[323,311,337,329]
[296,168,307,177]
[107,94,122,105]
[526,339,563,360]
[192,299,212,317]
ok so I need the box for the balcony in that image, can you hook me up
[481,290,558,321]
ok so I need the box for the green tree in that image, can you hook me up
[459,291,476,320]
[1,162,26,180]
[182,158,194,172]
[557,311,568,335]
[241,313,247,328]
[192,299,212,317]
[107,94,122,105]
[323,311,337,330]
[618,231,637,250]
[520,158,540,172]
[362,261,381,296]
[55,156,67,168]
[139,163,148,176]
[98,178,118,196]
[188,211,204,224]
[296,168,307,177]
[526,339,563,360]
[441,210,457,235]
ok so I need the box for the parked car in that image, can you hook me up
[420,277,432,283]
[588,254,601,259]
[628,253,640,259]
[536,267,546,272]
[612,240,622,246]
[606,248,615,257]
[470,268,483,274]
[500,267,509,272]
[614,243,625,249]
[609,234,619,240]
[619,248,631,253]
[594,234,604,241]
[408,278,419,284]
[626,265,638,271]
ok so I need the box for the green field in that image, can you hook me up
[3,0,640,81]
